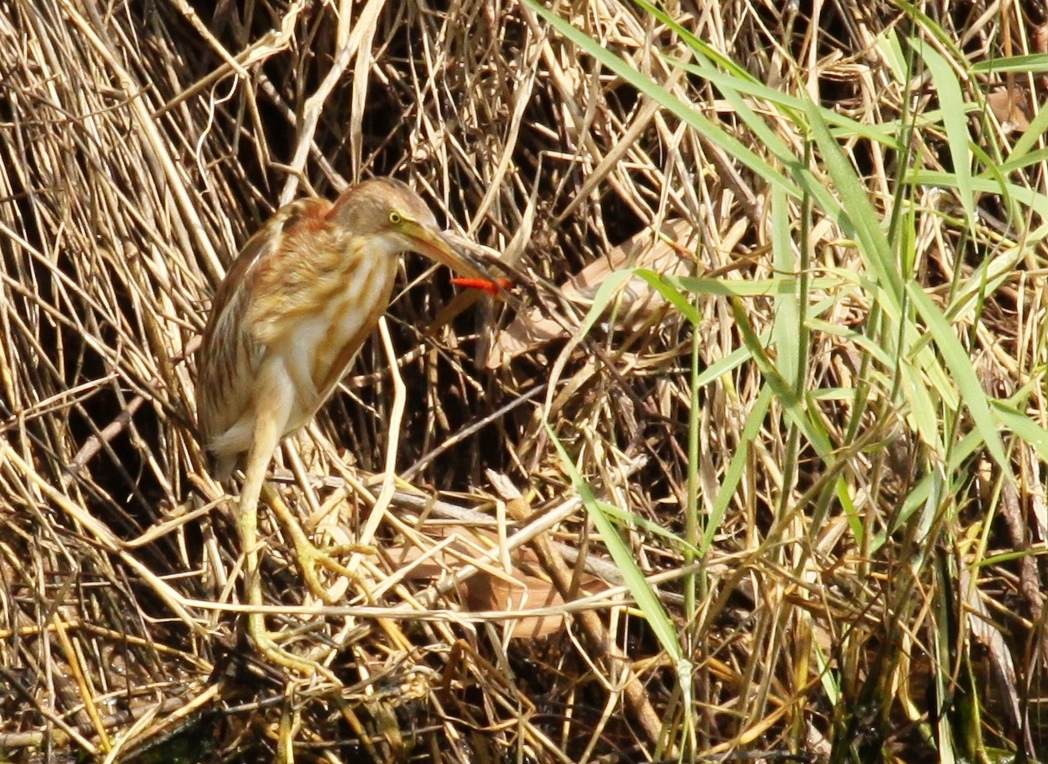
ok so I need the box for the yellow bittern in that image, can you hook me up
[196,177,489,673]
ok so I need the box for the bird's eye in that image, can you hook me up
[388,210,403,225]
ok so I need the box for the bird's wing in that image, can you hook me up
[196,198,330,474]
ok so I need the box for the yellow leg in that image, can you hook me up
[236,363,338,680]
[260,482,370,605]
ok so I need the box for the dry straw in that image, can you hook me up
[1,0,1044,761]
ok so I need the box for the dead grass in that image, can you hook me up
[1,0,1047,761]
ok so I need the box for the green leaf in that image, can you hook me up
[544,422,683,663]
[918,43,977,238]
[525,0,798,198]
[905,282,1011,476]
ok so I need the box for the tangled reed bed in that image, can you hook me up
[1,0,1047,761]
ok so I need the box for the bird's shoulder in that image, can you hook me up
[196,197,340,449]
[200,198,330,366]
[223,198,334,293]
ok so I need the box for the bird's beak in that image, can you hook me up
[406,221,491,281]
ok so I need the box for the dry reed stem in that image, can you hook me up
[1,0,1046,760]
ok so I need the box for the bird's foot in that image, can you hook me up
[288,535,375,605]
[247,612,339,681]
[261,482,374,605]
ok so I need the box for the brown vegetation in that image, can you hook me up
[1,0,1047,761]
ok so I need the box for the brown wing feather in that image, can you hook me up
[196,198,332,477]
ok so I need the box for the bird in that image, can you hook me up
[195,177,491,674]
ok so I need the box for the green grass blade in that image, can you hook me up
[918,43,977,237]
[545,421,683,663]
[525,0,798,198]
[905,282,1011,475]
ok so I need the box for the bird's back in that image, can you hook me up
[196,202,312,478]
[197,197,400,479]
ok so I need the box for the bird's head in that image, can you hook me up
[329,178,489,280]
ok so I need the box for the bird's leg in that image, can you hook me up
[238,365,334,678]
[260,480,369,605]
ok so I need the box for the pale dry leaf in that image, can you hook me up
[487,218,698,368]
[390,524,604,639]
[987,85,1031,134]
[961,565,1033,751]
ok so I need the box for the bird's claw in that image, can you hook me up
[288,538,375,605]
[261,482,374,604]
[247,612,338,681]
